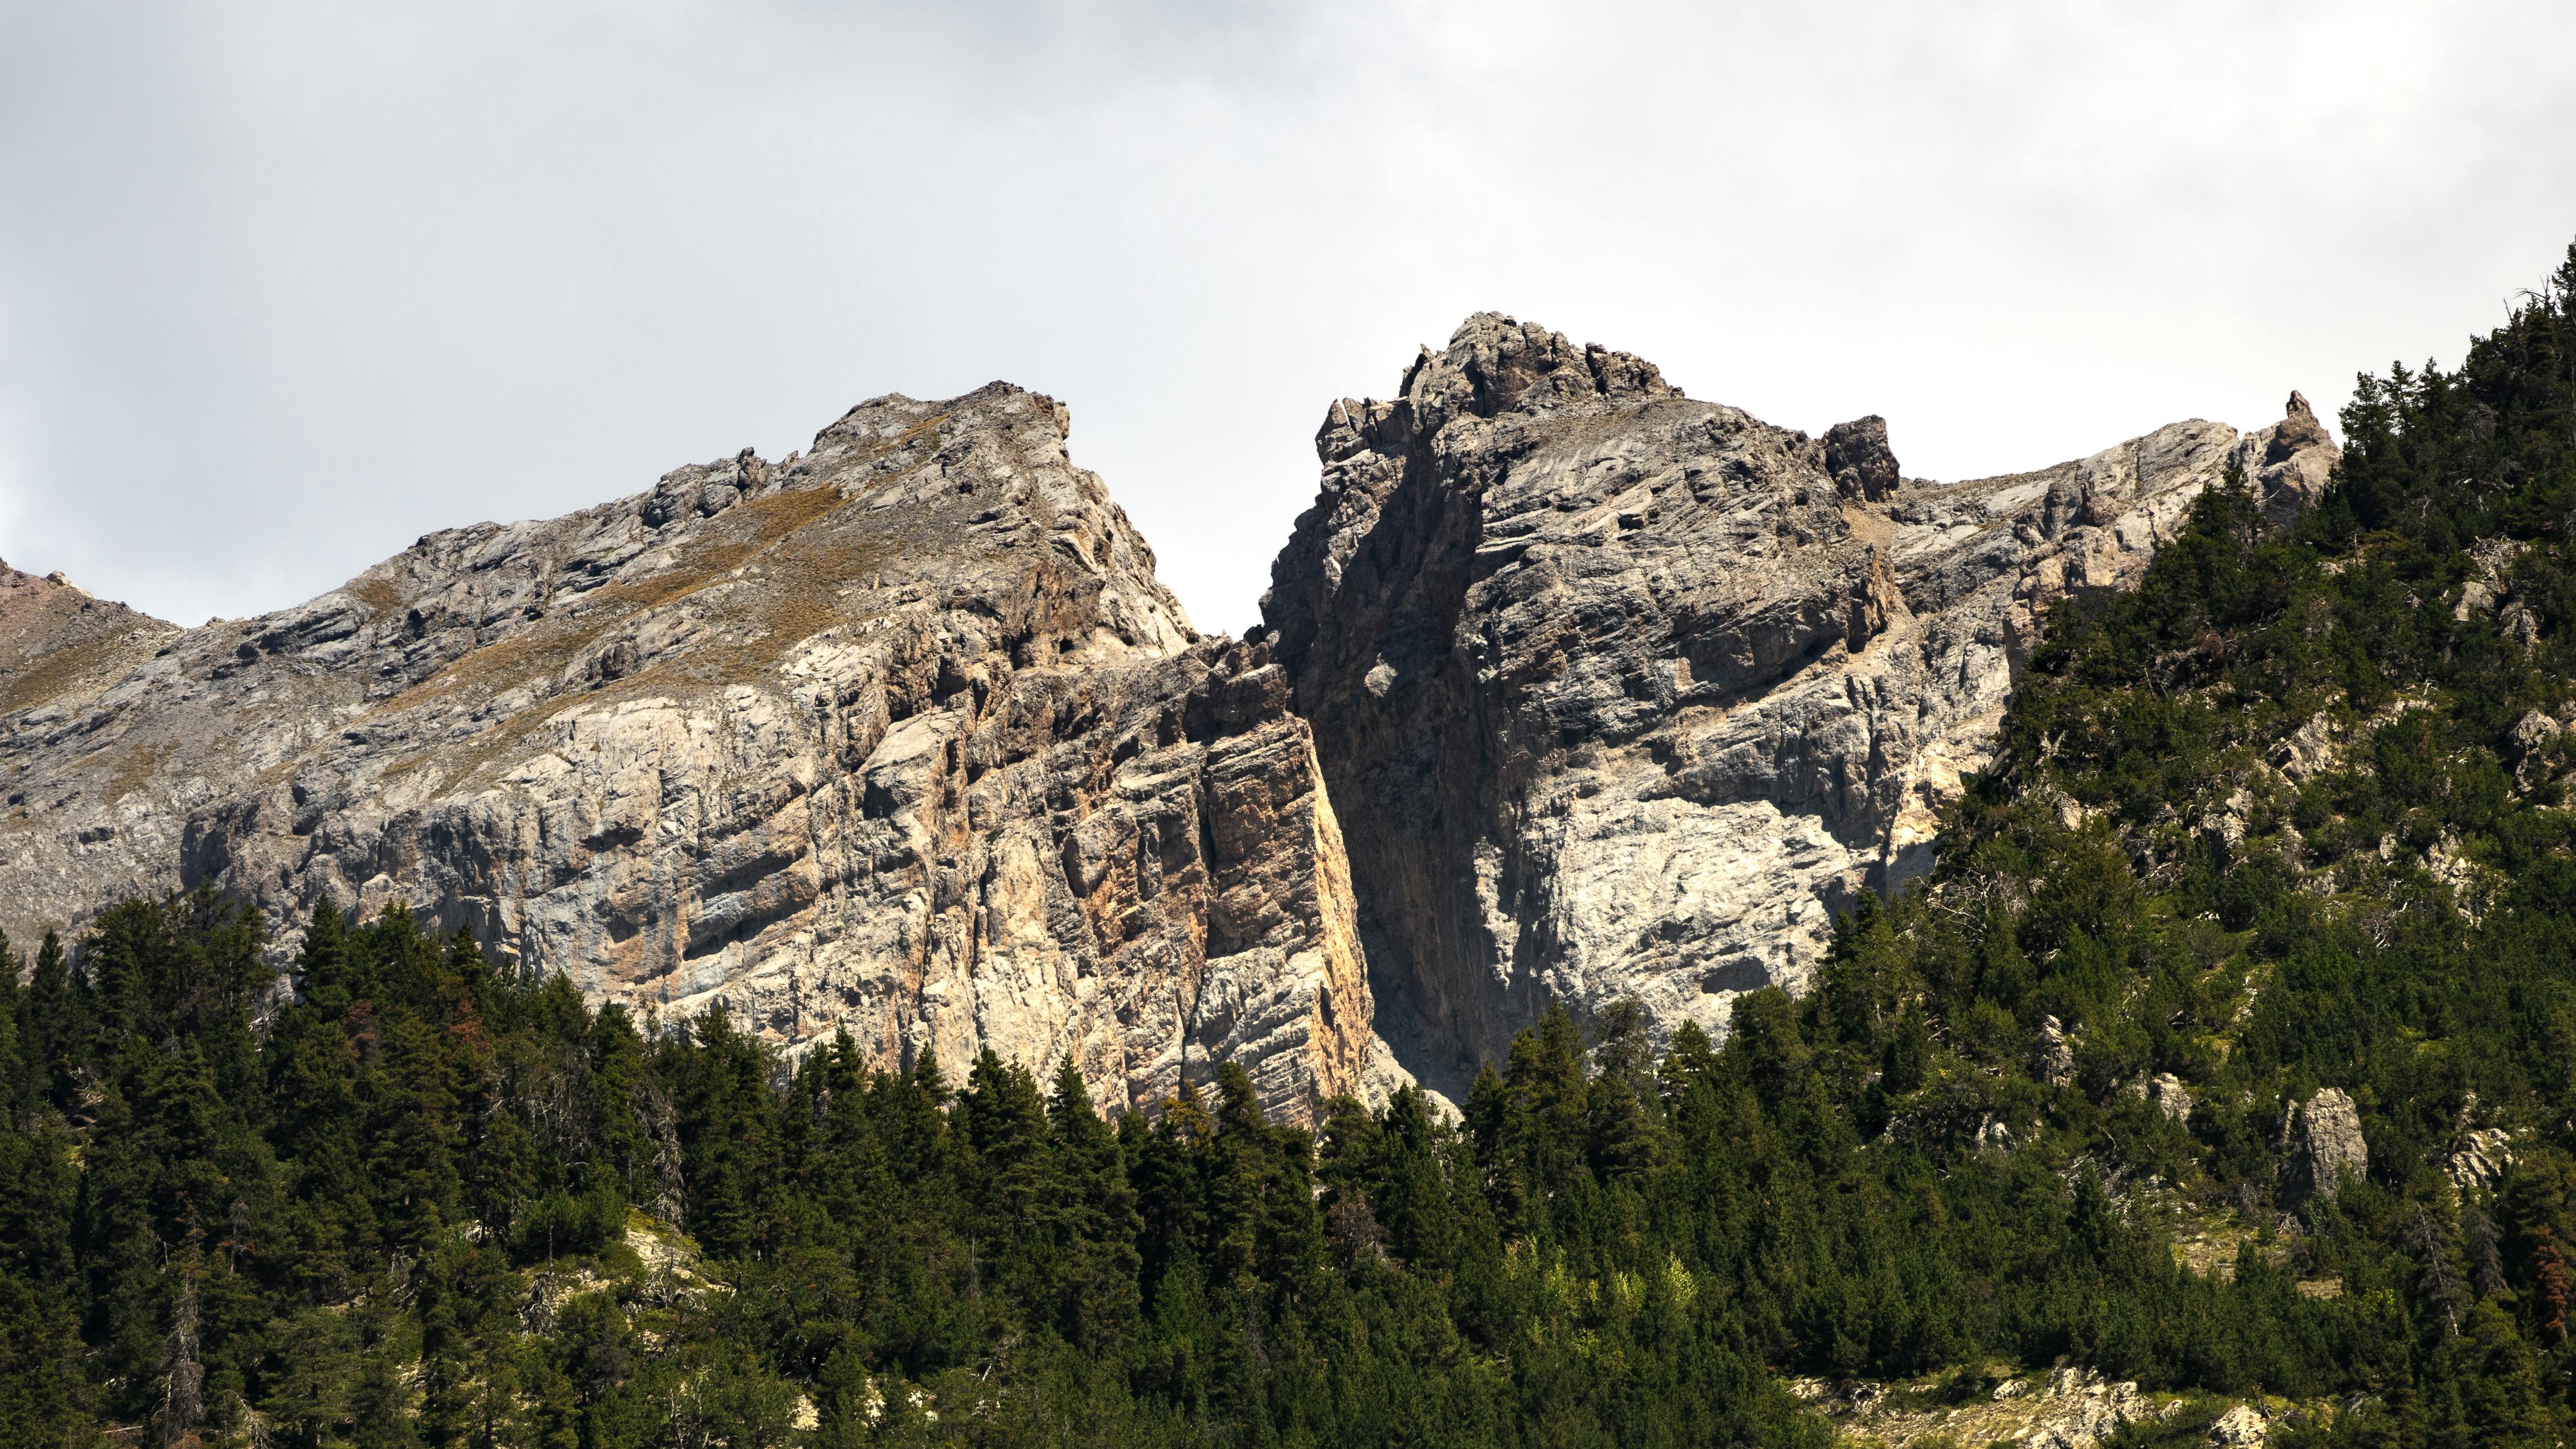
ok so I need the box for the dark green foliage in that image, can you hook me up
[0,890,1846,1446]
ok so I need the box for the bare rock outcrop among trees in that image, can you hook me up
[2285,1087,2369,1203]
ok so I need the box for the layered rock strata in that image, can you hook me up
[0,387,1381,1119]
[0,561,187,916]
[1263,314,2337,1093]
[6,319,2337,1112]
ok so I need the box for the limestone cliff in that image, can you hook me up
[1261,314,2337,1094]
[0,386,1383,1120]
[4,322,2337,1113]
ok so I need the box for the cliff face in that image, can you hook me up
[1261,315,2336,1094]
[0,385,1383,1120]
[0,561,188,917]
[4,321,2337,1112]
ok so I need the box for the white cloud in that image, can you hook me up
[2,0,2572,633]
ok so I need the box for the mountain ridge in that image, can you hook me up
[2,326,2331,1122]
[2,382,1382,1119]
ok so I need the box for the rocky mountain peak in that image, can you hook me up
[2,381,1381,1120]
[1410,312,1676,422]
[4,327,2342,1117]
[1266,314,2342,1094]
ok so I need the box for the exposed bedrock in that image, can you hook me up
[2,318,2340,1113]
[1261,314,2338,1095]
[1,385,1384,1121]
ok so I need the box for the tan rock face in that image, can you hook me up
[1262,313,2338,1092]
[0,385,1379,1120]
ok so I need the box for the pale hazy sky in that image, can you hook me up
[4,2,2573,637]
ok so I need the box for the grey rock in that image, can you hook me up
[2038,1015,2078,1088]
[1,386,1382,1121]
[2449,1127,2514,1194]
[2510,708,2562,761]
[2209,1402,2268,1446]
[2240,390,2336,527]
[2285,1087,2367,1203]
[0,558,188,920]
[1824,415,1900,502]
[2456,537,2527,623]
[2198,786,2255,859]
[1263,313,2338,1088]
[2150,1072,2193,1124]
[2270,714,2342,783]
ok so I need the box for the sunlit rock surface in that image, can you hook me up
[1262,314,2337,1093]
[0,386,1384,1120]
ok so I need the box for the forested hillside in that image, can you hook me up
[7,245,2576,1447]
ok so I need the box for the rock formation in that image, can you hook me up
[2210,1403,2270,1447]
[1262,314,2337,1092]
[1,560,186,915]
[2036,1016,2078,1088]
[2149,1072,2194,1125]
[5,314,2337,1113]
[2285,1087,2368,1203]
[0,386,1385,1120]
[1792,1362,2172,1448]
[2449,1127,2513,1195]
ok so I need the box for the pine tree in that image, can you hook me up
[1373,1086,1460,1271]
[0,927,22,1109]
[22,930,83,1111]
[962,1048,1051,1324]
[1044,1057,1143,1352]
[1586,998,1663,1181]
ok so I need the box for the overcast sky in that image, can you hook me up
[4,2,2574,637]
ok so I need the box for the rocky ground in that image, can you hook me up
[1787,1363,2342,1447]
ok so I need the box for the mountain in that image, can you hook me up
[0,386,1382,1120]
[1263,313,2336,1094]
[19,246,2574,1447]
[1,320,2327,1123]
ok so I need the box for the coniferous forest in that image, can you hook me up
[11,247,2576,1446]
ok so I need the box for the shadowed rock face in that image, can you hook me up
[1261,314,2337,1095]
[0,384,1385,1120]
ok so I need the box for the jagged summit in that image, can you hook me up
[1264,312,2340,1094]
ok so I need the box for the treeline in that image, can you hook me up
[0,887,2393,1449]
